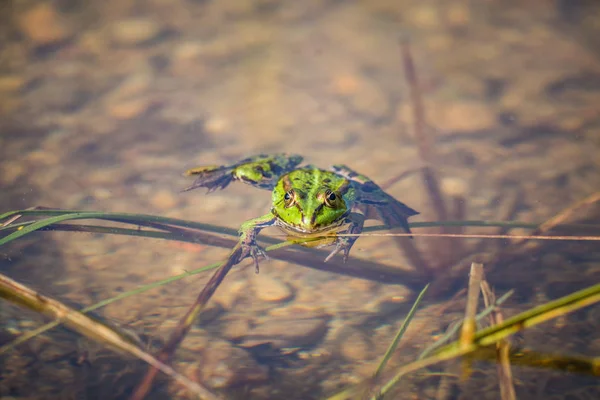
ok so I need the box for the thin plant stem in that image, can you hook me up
[374,283,430,378]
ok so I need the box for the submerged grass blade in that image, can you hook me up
[374,283,430,378]
[0,272,219,399]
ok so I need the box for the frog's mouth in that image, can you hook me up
[274,217,346,237]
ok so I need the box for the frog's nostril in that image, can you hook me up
[303,215,317,229]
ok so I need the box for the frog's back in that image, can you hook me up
[280,166,348,192]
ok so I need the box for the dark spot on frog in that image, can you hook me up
[322,178,331,183]
[361,182,378,192]
[254,165,271,178]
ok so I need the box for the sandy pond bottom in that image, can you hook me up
[1,0,600,399]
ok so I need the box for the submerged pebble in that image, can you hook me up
[253,275,294,303]
[241,308,331,348]
[339,329,373,362]
[110,18,163,46]
[18,3,72,46]
[195,339,269,389]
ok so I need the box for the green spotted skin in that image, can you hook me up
[271,167,357,234]
[184,153,419,270]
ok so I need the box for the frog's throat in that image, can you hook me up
[273,216,346,237]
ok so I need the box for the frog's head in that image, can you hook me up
[272,169,352,234]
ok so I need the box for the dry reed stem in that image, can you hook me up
[400,38,452,269]
[130,244,244,400]
[459,262,484,380]
[0,273,219,399]
[481,280,516,400]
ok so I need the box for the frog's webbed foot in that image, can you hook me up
[183,165,236,193]
[238,213,277,273]
[363,197,419,237]
[324,239,352,263]
[240,241,269,274]
[324,212,365,263]
[183,153,304,193]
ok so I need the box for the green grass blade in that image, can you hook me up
[418,290,514,360]
[373,283,429,378]
[373,282,600,399]
[0,209,240,240]
[0,212,111,246]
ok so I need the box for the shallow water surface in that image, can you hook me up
[1,0,600,399]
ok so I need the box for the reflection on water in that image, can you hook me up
[1,0,600,399]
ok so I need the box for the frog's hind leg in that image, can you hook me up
[331,164,419,235]
[183,153,303,193]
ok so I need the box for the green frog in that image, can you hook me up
[183,154,418,271]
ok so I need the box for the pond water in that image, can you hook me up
[1,0,600,399]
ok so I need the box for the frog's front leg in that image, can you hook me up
[324,212,365,263]
[183,154,303,193]
[238,213,278,273]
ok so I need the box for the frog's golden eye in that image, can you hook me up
[324,189,337,206]
[284,190,295,207]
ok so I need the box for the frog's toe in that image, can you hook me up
[242,243,269,273]
[324,247,341,263]
[324,239,354,263]
[182,166,234,193]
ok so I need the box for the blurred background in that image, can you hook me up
[1,0,600,399]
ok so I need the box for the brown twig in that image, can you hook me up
[20,221,428,287]
[480,280,516,400]
[0,272,218,399]
[400,38,452,271]
[400,39,449,223]
[499,191,600,265]
[459,262,484,379]
[130,244,244,400]
[523,191,600,245]
[380,166,425,190]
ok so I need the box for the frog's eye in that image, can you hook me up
[283,190,295,207]
[324,190,337,206]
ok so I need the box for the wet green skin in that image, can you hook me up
[183,154,418,271]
